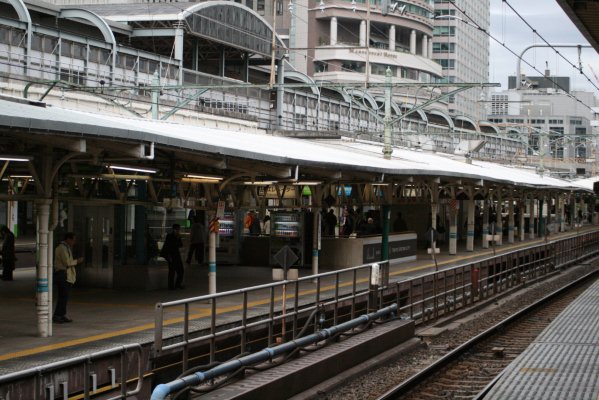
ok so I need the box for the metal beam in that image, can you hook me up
[161,89,209,121]
[131,28,177,37]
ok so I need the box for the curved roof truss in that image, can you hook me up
[285,69,319,95]
[426,109,453,129]
[347,89,379,110]
[454,115,480,132]
[399,104,428,124]
[60,9,116,45]
[180,1,286,59]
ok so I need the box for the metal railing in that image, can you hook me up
[153,230,599,375]
[388,230,599,324]
[153,261,387,370]
[0,343,144,400]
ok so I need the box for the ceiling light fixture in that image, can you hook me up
[108,164,157,174]
[0,156,31,162]
[184,174,224,181]
[292,181,323,185]
[243,181,277,185]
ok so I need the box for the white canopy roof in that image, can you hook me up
[0,97,588,192]
[570,176,599,191]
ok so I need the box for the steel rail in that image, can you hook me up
[376,262,599,400]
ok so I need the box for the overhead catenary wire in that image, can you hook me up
[447,0,596,113]
[501,0,599,94]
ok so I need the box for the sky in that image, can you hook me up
[488,0,599,93]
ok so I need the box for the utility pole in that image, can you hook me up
[288,0,296,67]
[269,0,278,87]
[151,71,159,120]
[538,129,545,176]
[383,67,393,159]
[365,0,371,84]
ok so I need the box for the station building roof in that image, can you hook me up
[0,96,587,192]
[571,175,599,192]
[557,0,599,53]
[84,1,287,59]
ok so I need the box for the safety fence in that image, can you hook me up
[390,230,599,324]
[0,344,143,400]
[153,230,599,375]
[4,231,597,400]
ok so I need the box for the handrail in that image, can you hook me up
[153,260,386,360]
[0,343,144,399]
[151,303,398,400]
[153,230,599,373]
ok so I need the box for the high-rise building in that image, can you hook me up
[432,0,490,120]
[270,0,446,109]
[487,75,599,177]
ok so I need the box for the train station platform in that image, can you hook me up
[482,272,599,400]
[0,226,598,376]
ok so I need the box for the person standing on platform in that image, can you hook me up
[186,217,205,265]
[393,212,408,232]
[325,209,337,236]
[250,211,261,235]
[161,224,184,290]
[262,215,271,235]
[0,226,15,281]
[53,232,83,323]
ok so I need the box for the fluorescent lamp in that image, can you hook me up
[292,181,322,186]
[243,181,277,185]
[184,174,223,181]
[9,175,33,178]
[108,164,157,174]
[181,177,221,183]
[0,156,31,162]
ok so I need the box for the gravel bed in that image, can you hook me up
[320,263,599,400]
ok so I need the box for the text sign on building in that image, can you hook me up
[363,239,417,264]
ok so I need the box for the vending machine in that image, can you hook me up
[270,211,304,267]
[207,210,240,264]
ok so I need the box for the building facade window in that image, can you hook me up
[433,42,455,53]
[434,59,455,70]
[433,26,455,36]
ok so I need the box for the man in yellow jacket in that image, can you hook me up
[53,232,83,324]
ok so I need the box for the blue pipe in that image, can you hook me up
[151,303,398,400]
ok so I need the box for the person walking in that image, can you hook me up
[53,232,83,323]
[186,216,205,265]
[0,226,15,281]
[161,224,184,290]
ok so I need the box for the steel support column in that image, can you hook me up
[36,199,51,337]
[466,196,474,251]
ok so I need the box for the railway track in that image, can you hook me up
[377,269,599,400]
